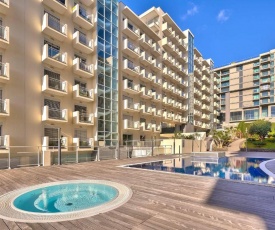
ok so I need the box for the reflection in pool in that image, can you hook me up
[127,157,274,184]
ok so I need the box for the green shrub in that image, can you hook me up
[254,141,266,147]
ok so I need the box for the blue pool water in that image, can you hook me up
[13,183,118,213]
[127,157,274,184]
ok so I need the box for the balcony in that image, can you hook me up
[202,104,210,111]
[202,66,210,75]
[163,53,173,66]
[42,0,67,15]
[163,67,171,78]
[123,59,140,77]
[122,19,140,40]
[73,84,94,102]
[194,77,202,87]
[0,99,9,117]
[152,43,161,56]
[139,34,152,49]
[140,87,152,99]
[151,59,162,72]
[73,31,93,54]
[162,22,172,37]
[202,75,210,84]
[73,137,94,149]
[140,104,152,115]
[73,58,94,78]
[140,69,152,82]
[42,44,67,69]
[194,110,202,117]
[162,82,170,91]
[214,102,219,108]
[124,119,139,130]
[42,136,68,151]
[152,108,162,117]
[0,0,8,15]
[72,4,94,30]
[139,51,152,66]
[42,13,67,42]
[42,75,67,96]
[202,95,210,102]
[181,93,188,99]
[181,105,188,111]
[123,99,139,112]
[202,114,210,120]
[152,75,162,86]
[0,62,9,83]
[42,106,68,123]
[194,120,202,127]
[123,79,140,94]
[261,57,270,63]
[178,39,187,51]
[0,25,9,49]
[162,37,174,52]
[152,124,161,132]
[123,39,140,59]
[194,89,202,97]
[152,92,162,102]
[194,99,202,107]
[140,122,152,132]
[180,117,187,123]
[73,111,94,126]
[81,0,94,6]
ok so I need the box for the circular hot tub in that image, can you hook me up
[0,180,132,223]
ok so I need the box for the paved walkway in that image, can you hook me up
[226,138,245,156]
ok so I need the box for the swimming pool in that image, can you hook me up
[0,180,132,222]
[125,157,275,185]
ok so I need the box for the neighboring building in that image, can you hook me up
[215,49,275,127]
[0,0,219,150]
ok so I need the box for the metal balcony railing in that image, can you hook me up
[47,14,66,34]
[48,108,65,120]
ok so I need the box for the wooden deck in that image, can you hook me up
[0,155,275,230]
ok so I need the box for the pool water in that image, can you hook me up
[127,157,274,185]
[13,183,118,213]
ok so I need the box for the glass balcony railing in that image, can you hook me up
[48,46,64,63]
[48,77,65,91]
[79,6,93,23]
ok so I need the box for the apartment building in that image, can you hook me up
[0,0,219,150]
[215,49,275,127]
[119,4,220,143]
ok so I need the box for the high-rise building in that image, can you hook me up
[215,49,275,127]
[0,0,219,150]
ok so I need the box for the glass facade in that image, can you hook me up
[97,0,119,146]
[188,32,194,74]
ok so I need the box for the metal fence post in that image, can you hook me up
[76,146,79,163]
[151,139,153,156]
[8,147,11,169]
[97,147,100,161]
[37,147,40,167]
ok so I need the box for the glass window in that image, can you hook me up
[244,109,259,120]
[262,107,268,117]
[271,106,275,117]
[230,111,242,121]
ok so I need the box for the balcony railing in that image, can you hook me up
[73,137,94,148]
[48,46,66,63]
[74,111,94,124]
[42,106,67,122]
[47,13,66,35]
[0,25,9,41]
[49,77,66,92]
[124,119,139,129]
[0,99,9,114]
[0,62,9,79]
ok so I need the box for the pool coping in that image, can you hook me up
[0,180,132,223]
[259,159,275,178]
[118,156,275,188]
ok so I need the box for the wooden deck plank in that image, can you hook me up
[0,156,273,229]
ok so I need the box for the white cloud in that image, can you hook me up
[182,3,198,20]
[217,10,230,22]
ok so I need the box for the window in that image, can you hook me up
[271,106,275,117]
[253,100,259,106]
[236,65,243,71]
[44,128,58,147]
[230,111,242,121]
[44,69,61,90]
[253,68,259,73]
[74,129,88,148]
[262,107,268,118]
[244,109,259,120]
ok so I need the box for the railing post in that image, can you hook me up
[8,147,11,169]
[76,146,79,163]
[37,146,40,167]
[97,147,100,161]
[151,139,154,157]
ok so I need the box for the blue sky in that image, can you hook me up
[120,0,275,67]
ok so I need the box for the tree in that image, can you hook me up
[248,120,271,141]
[212,130,231,148]
[237,121,247,138]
